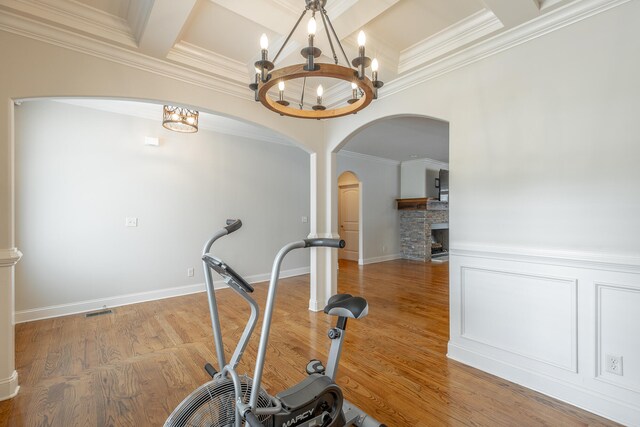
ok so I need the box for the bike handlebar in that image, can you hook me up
[303,238,345,249]
[225,219,242,234]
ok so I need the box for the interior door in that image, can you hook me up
[339,184,359,261]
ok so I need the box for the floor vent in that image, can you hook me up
[85,309,113,318]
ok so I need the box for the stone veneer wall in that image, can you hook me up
[399,202,448,261]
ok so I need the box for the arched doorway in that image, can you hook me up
[337,171,361,263]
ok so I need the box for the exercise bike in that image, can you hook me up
[165,220,386,427]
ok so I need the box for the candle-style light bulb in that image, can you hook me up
[355,30,367,80]
[278,81,285,91]
[351,82,357,90]
[260,33,269,50]
[307,17,317,36]
[372,58,379,85]
[317,85,324,98]
[351,82,358,101]
[357,31,366,47]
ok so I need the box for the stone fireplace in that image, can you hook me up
[397,198,449,262]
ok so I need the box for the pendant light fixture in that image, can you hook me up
[162,105,199,133]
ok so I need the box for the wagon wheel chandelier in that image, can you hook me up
[249,0,383,120]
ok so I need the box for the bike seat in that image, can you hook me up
[323,293,368,319]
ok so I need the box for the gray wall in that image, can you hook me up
[400,159,449,199]
[15,100,310,313]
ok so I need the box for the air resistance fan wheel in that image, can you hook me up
[164,375,273,427]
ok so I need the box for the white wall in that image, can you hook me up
[337,152,400,265]
[400,158,449,198]
[325,1,640,424]
[14,100,310,320]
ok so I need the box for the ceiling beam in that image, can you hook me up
[481,0,540,27]
[329,0,399,40]
[137,0,198,58]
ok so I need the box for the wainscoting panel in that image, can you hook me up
[596,282,640,393]
[461,267,577,371]
[448,246,640,426]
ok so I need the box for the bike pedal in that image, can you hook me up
[305,359,325,375]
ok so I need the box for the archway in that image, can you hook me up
[0,37,328,398]
[332,114,450,267]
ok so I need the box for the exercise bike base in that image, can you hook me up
[342,400,387,427]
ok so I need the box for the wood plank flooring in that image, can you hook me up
[0,260,618,426]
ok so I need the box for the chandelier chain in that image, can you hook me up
[319,9,338,65]
[273,8,308,64]
[299,76,307,109]
[322,8,353,70]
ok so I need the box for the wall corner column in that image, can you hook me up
[308,150,339,311]
[0,98,19,401]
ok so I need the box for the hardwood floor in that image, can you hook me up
[0,259,618,426]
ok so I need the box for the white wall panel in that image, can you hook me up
[449,249,640,425]
[461,267,577,371]
[597,282,640,393]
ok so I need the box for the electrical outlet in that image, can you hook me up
[605,354,623,376]
[187,267,194,277]
[125,217,138,227]
[301,216,308,223]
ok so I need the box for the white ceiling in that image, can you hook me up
[2,0,578,162]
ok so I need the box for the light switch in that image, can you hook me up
[125,217,138,227]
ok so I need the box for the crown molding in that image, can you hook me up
[0,248,23,267]
[382,0,632,101]
[167,41,248,84]
[338,150,400,166]
[1,0,137,47]
[0,10,252,101]
[400,157,449,169]
[398,9,503,74]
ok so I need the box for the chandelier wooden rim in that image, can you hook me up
[257,63,375,120]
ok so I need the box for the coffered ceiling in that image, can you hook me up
[0,0,577,108]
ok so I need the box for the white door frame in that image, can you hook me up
[337,172,363,264]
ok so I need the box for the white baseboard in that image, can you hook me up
[308,299,321,312]
[358,253,402,265]
[0,370,19,401]
[15,266,310,323]
[448,343,640,426]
